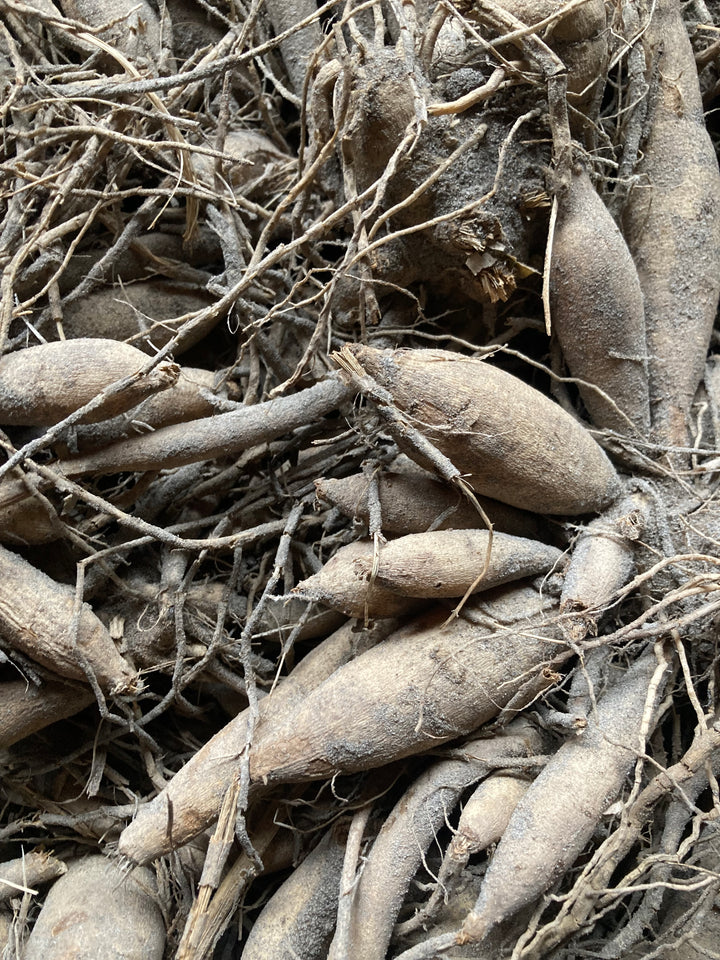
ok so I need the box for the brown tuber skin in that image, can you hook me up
[60,0,163,66]
[460,647,668,941]
[356,529,562,599]
[550,164,650,436]
[23,856,165,960]
[397,769,534,938]
[248,584,565,785]
[0,338,178,426]
[292,539,427,619]
[70,366,229,452]
[344,345,620,515]
[315,469,545,540]
[60,377,350,476]
[0,545,138,695]
[0,677,95,748]
[622,0,720,450]
[452,773,531,855]
[338,721,546,959]
[0,909,9,955]
[0,850,67,903]
[560,491,648,639]
[263,0,323,96]
[118,619,397,865]
[0,476,61,545]
[240,825,347,960]
[60,281,218,353]
[330,753,502,960]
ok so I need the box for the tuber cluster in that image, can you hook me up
[0,0,719,959]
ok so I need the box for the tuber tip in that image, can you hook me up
[459,911,492,943]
